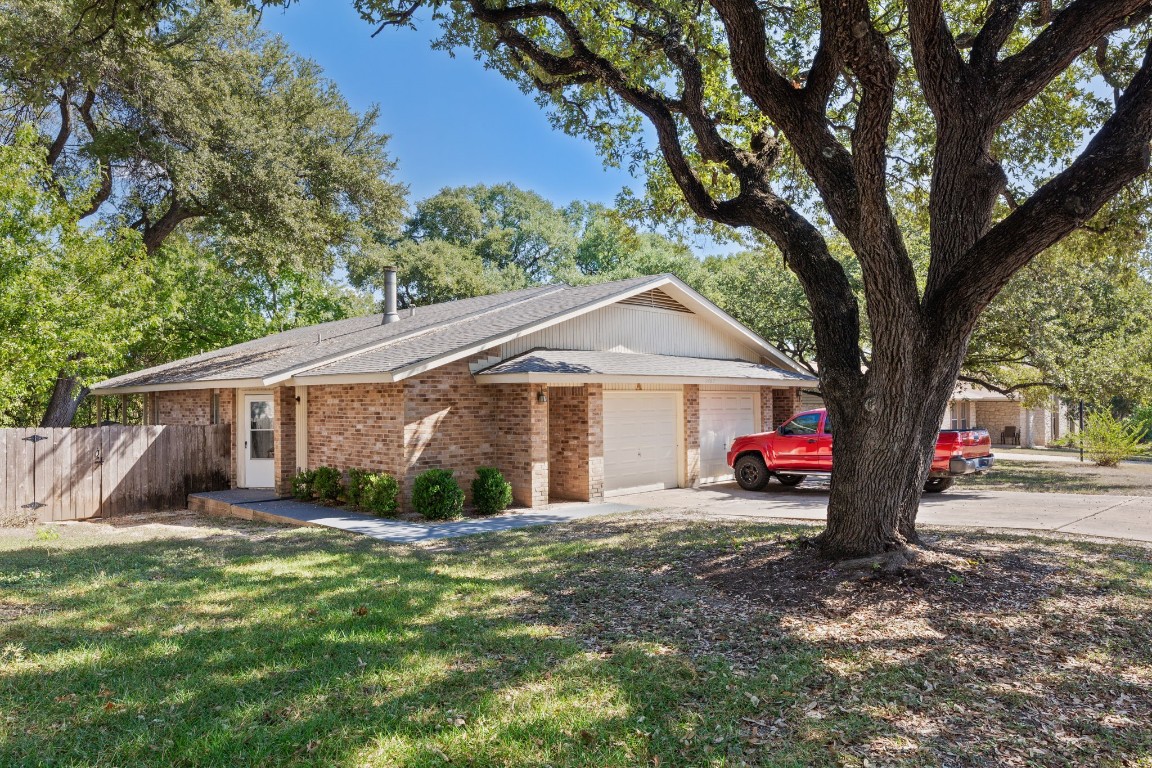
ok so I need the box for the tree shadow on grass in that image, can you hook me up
[1,519,1150,767]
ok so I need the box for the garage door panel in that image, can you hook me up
[700,392,756,483]
[603,392,679,496]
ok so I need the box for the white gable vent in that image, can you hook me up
[618,288,693,313]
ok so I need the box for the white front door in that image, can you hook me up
[603,391,680,496]
[244,395,275,489]
[699,391,757,483]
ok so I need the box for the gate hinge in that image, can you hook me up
[21,501,46,510]
[23,434,47,443]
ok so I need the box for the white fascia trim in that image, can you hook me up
[282,372,398,386]
[378,276,672,383]
[261,286,568,385]
[651,276,807,374]
[90,378,266,395]
[475,372,812,386]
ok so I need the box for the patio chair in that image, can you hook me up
[1000,425,1020,446]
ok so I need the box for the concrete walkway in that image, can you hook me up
[189,490,638,544]
[192,480,1152,545]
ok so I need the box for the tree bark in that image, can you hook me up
[817,329,966,556]
[40,373,89,428]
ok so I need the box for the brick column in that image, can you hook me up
[587,384,604,502]
[759,387,774,432]
[494,383,550,507]
[684,385,700,487]
[273,386,297,497]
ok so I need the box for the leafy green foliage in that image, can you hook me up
[0,129,148,426]
[346,469,400,516]
[0,0,405,266]
[1128,405,1152,443]
[471,467,513,516]
[290,470,317,502]
[310,466,344,503]
[412,469,464,520]
[1077,412,1149,468]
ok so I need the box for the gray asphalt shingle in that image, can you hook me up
[92,276,664,390]
[474,349,817,383]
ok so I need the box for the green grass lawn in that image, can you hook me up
[2,513,1151,767]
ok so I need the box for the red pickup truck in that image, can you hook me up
[726,408,994,493]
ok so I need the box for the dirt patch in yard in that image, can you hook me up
[693,536,1069,617]
[964,459,1152,495]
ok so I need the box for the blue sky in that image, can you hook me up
[260,2,636,206]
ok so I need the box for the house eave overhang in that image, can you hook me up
[474,372,810,386]
[88,378,268,395]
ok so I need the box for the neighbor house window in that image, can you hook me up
[950,401,969,430]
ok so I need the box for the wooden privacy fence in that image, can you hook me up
[1,425,231,522]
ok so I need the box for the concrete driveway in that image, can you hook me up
[612,481,1152,544]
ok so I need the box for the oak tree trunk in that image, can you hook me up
[40,374,89,428]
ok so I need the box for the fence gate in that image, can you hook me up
[1,426,230,522]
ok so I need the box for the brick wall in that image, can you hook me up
[759,387,775,432]
[306,383,405,479]
[218,389,236,487]
[155,390,212,425]
[587,384,604,502]
[771,387,803,427]
[492,382,549,508]
[274,387,297,495]
[548,386,590,501]
[403,361,498,504]
[974,400,1026,445]
[684,384,700,487]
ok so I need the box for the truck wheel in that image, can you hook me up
[923,477,955,493]
[734,454,771,491]
[775,474,805,487]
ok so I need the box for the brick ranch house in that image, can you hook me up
[91,274,817,509]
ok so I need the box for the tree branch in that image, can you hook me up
[928,39,1152,330]
[969,0,1025,71]
[76,90,112,219]
[993,0,1150,123]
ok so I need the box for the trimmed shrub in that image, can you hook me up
[1129,404,1152,443]
[311,465,343,502]
[347,468,399,516]
[1081,411,1149,467]
[471,466,512,515]
[412,469,464,520]
[290,469,315,501]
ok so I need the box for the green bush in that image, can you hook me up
[412,469,464,520]
[290,469,316,501]
[1128,404,1152,443]
[346,468,399,516]
[311,466,343,502]
[1081,411,1149,467]
[471,466,512,515]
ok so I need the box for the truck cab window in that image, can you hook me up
[779,413,821,436]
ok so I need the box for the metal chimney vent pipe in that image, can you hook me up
[382,266,400,325]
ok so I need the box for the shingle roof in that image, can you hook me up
[475,350,818,383]
[92,276,666,390]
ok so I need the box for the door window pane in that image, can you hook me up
[251,430,274,459]
[250,400,273,430]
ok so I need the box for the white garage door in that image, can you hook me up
[603,391,680,496]
[699,391,757,483]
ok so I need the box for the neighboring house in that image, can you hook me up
[944,383,1071,448]
[91,274,817,509]
[794,383,1072,449]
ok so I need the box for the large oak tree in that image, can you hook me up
[342,0,1152,556]
[0,0,405,426]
